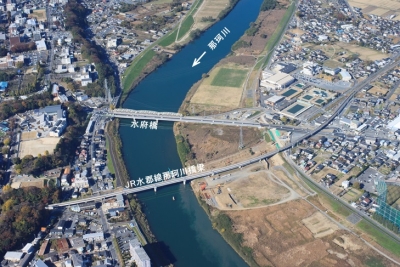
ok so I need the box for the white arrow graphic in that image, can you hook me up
[192,51,206,67]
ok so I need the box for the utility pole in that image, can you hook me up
[238,126,244,150]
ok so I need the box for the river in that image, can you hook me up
[119,0,262,266]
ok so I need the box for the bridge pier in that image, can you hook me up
[154,187,157,192]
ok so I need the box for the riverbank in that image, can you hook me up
[177,0,292,116]
[105,119,130,187]
[191,180,260,267]
[171,1,295,265]
[120,0,242,105]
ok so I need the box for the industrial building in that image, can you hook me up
[264,95,285,106]
[260,72,295,90]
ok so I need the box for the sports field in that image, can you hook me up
[190,65,249,108]
[211,68,248,88]
[21,131,38,141]
[19,137,59,158]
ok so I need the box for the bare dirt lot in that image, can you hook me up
[303,211,340,238]
[225,200,398,267]
[19,137,59,157]
[175,122,264,166]
[29,9,47,22]
[368,85,389,96]
[216,170,291,208]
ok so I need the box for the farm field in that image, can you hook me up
[211,68,248,87]
[190,0,230,31]
[349,0,400,19]
[190,64,249,108]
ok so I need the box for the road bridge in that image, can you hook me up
[108,108,316,133]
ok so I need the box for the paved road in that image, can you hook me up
[110,108,312,132]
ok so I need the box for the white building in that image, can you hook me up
[73,173,89,188]
[83,232,104,242]
[4,251,24,262]
[264,95,285,106]
[107,38,118,48]
[262,72,295,90]
[129,239,151,267]
[323,66,340,76]
[49,119,67,137]
[340,70,352,81]
[302,61,320,76]
[61,56,71,65]
[22,243,34,253]
[342,180,350,189]
[387,115,400,131]
[35,39,47,51]
[35,260,49,267]
[318,35,328,42]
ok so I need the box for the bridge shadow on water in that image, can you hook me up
[144,241,177,266]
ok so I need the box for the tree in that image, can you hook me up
[3,138,10,146]
[0,46,8,57]
[260,0,276,11]
[1,146,9,155]
[16,61,24,69]
[2,199,14,211]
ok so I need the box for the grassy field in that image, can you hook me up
[211,68,248,87]
[259,2,296,69]
[122,49,156,95]
[177,15,194,40]
[357,219,400,258]
[106,139,115,175]
[159,0,203,47]
[158,28,178,47]
[190,65,248,108]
